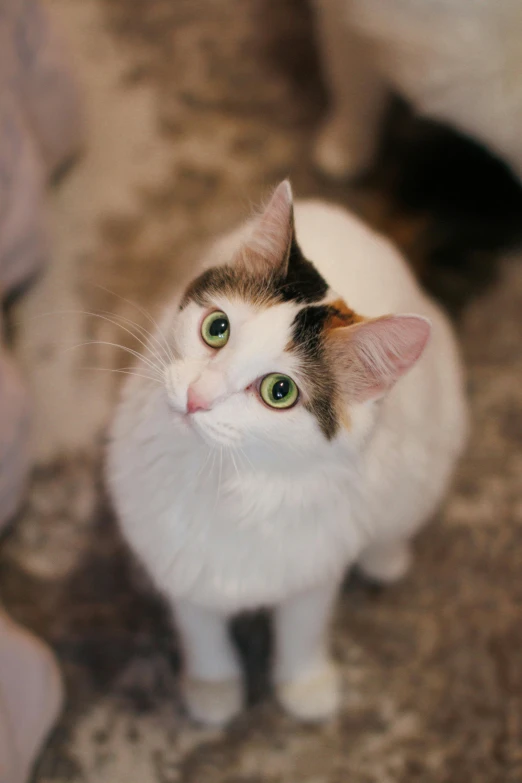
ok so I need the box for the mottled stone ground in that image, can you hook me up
[1,1,522,781]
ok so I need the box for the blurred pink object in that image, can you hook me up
[0,0,83,292]
[0,321,31,529]
[0,0,83,524]
[0,1,82,779]
[0,607,64,783]
[0,92,47,294]
[0,0,83,175]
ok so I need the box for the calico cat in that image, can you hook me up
[106,182,467,726]
[311,0,522,182]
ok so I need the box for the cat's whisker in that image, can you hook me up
[78,366,163,384]
[233,448,248,473]
[98,309,172,370]
[212,447,224,513]
[237,447,255,473]
[194,448,213,483]
[74,309,170,372]
[94,284,175,364]
[60,339,165,379]
[18,308,170,373]
[204,448,219,524]
[228,448,241,483]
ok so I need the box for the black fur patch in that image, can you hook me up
[279,237,329,304]
[291,305,339,440]
[292,304,330,346]
[181,237,328,309]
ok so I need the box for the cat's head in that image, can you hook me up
[163,181,430,468]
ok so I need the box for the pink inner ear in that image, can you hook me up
[330,314,431,402]
[240,180,294,275]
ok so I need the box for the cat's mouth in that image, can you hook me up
[164,390,235,446]
[186,411,241,448]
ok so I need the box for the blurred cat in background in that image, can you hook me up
[312,0,522,182]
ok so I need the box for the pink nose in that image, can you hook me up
[186,385,210,414]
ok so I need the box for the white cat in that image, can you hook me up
[312,0,522,180]
[106,182,467,727]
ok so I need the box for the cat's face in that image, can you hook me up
[165,295,328,465]
[163,182,430,468]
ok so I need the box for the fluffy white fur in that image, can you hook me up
[106,190,467,726]
[312,0,522,180]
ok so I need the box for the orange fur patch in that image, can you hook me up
[324,299,363,332]
[338,406,352,431]
[324,300,364,433]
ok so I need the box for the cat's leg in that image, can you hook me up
[274,580,341,722]
[311,0,388,178]
[357,539,412,584]
[174,600,243,726]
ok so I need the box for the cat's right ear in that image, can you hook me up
[238,180,294,276]
[328,314,431,403]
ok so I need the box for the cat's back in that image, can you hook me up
[294,199,427,317]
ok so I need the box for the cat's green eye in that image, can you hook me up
[259,373,299,410]
[201,311,230,348]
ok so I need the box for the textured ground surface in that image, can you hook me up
[1,1,522,781]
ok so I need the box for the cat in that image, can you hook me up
[311,0,522,182]
[106,181,467,726]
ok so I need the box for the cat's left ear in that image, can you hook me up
[239,180,294,275]
[327,314,431,403]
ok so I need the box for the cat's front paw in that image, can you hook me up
[182,677,244,727]
[276,660,341,723]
